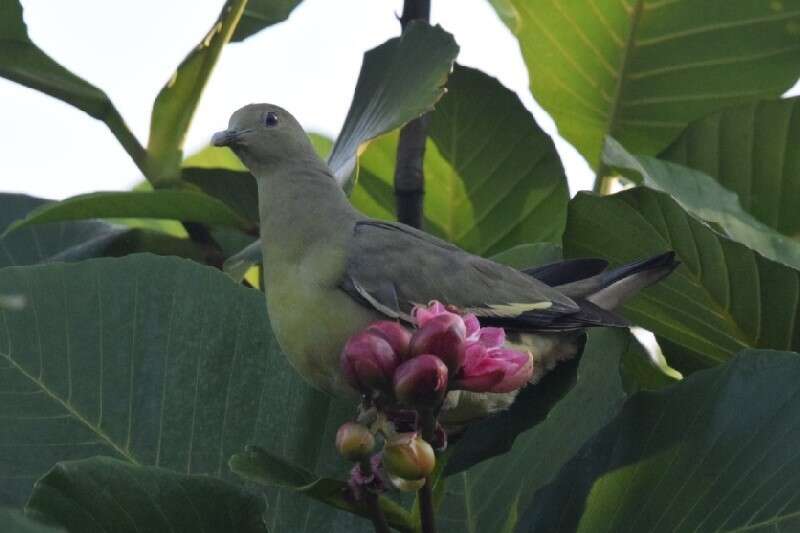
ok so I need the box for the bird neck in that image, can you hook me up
[256,162,360,264]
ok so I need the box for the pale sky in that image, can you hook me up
[3,1,799,201]
[0,0,596,200]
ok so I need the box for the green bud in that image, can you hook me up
[382,432,435,481]
[336,422,375,462]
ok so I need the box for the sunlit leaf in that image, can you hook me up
[491,0,800,167]
[352,65,568,255]
[662,96,800,239]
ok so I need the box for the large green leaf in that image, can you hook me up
[491,0,800,168]
[231,0,303,42]
[0,0,145,169]
[519,350,800,533]
[327,21,458,183]
[0,509,60,532]
[146,0,248,181]
[605,137,800,270]
[27,457,266,533]
[0,194,205,268]
[230,446,415,533]
[3,191,257,236]
[661,97,800,238]
[352,65,568,255]
[437,329,630,532]
[0,254,375,531]
[563,187,800,370]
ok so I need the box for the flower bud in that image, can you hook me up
[409,314,467,372]
[382,433,436,481]
[340,331,399,393]
[366,321,412,360]
[393,354,448,407]
[336,422,375,461]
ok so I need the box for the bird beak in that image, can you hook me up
[211,128,245,147]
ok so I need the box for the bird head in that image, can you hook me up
[211,103,320,173]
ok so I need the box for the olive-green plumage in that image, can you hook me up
[213,103,677,421]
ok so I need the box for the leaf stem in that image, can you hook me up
[394,0,432,229]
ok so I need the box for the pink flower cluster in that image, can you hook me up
[340,301,533,404]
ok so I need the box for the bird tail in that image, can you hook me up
[528,252,679,311]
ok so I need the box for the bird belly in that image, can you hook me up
[265,265,382,398]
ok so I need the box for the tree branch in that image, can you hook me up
[394,0,432,229]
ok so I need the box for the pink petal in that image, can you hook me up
[463,314,481,339]
[477,327,505,348]
[488,350,534,393]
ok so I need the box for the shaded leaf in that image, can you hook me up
[146,0,248,180]
[519,350,800,533]
[491,0,800,167]
[0,0,145,167]
[563,187,800,369]
[437,329,630,532]
[3,190,256,236]
[230,446,415,533]
[27,457,266,533]
[352,65,568,255]
[0,509,61,532]
[182,167,259,223]
[0,193,206,268]
[490,242,562,270]
[327,21,458,184]
[232,0,303,42]
[0,254,374,531]
[661,96,800,238]
[605,137,800,270]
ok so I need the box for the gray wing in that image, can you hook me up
[340,220,582,328]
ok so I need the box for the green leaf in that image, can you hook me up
[0,194,205,268]
[182,168,259,223]
[519,350,800,533]
[26,457,266,533]
[0,509,61,532]
[661,96,800,239]
[3,190,256,236]
[231,0,303,42]
[230,446,415,533]
[563,187,800,369]
[327,21,458,184]
[0,0,145,168]
[490,242,563,270]
[183,146,247,171]
[605,137,800,270]
[492,0,800,168]
[0,254,373,531]
[352,65,569,255]
[437,329,630,532]
[146,0,248,181]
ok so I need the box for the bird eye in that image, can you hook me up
[264,111,279,127]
